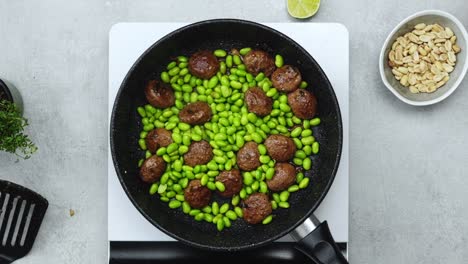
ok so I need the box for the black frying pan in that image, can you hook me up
[110,19,346,263]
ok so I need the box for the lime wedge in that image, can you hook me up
[287,0,320,19]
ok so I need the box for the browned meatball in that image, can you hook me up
[243,50,276,77]
[139,155,166,183]
[236,142,261,171]
[184,180,212,208]
[244,87,273,117]
[216,169,242,197]
[243,193,272,224]
[287,89,318,119]
[183,140,213,167]
[188,50,220,79]
[267,163,296,192]
[179,102,212,125]
[271,65,302,93]
[144,80,175,108]
[264,135,296,162]
[145,128,173,153]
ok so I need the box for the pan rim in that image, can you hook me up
[110,18,343,251]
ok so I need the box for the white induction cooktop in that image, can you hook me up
[108,22,349,243]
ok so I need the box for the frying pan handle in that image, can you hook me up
[0,256,13,264]
[291,216,348,264]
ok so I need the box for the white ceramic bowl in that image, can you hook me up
[379,10,468,106]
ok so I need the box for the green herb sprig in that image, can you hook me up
[0,100,37,159]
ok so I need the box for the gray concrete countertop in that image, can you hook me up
[0,1,467,263]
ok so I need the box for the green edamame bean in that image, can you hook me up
[157,183,167,194]
[166,143,178,154]
[230,81,242,89]
[299,177,310,189]
[260,155,271,164]
[214,49,227,57]
[172,133,182,144]
[137,107,146,117]
[303,120,311,129]
[300,81,308,89]
[310,118,321,127]
[223,216,232,228]
[233,55,242,65]
[138,139,147,150]
[169,200,181,209]
[239,47,251,55]
[233,207,243,218]
[182,202,191,214]
[259,181,268,193]
[275,54,284,67]
[288,185,300,192]
[262,215,273,224]
[149,183,158,195]
[279,191,290,202]
[239,189,247,199]
[208,76,219,89]
[202,206,212,214]
[251,181,259,192]
[231,195,240,206]
[301,136,315,145]
[295,150,307,159]
[215,182,226,192]
[243,172,254,185]
[138,159,144,167]
[278,202,290,209]
[258,144,267,155]
[143,124,154,132]
[189,209,201,216]
[204,214,214,222]
[201,174,209,186]
[195,212,205,221]
[167,61,177,70]
[179,68,189,76]
[205,180,215,191]
[178,145,189,155]
[173,184,183,193]
[225,210,237,220]
[296,172,304,184]
[168,67,180,76]
[271,200,278,210]
[301,129,313,137]
[303,145,312,155]
[266,88,278,97]
[255,72,265,82]
[191,134,202,141]
[293,138,303,149]
[293,158,303,166]
[272,193,280,203]
[173,160,183,172]
[291,127,302,138]
[251,133,263,143]
[177,56,188,62]
[145,150,152,159]
[312,142,319,154]
[226,55,233,68]
[212,202,219,215]
[161,71,170,83]
[303,157,312,170]
[220,203,229,214]
[217,218,225,231]
[265,168,275,180]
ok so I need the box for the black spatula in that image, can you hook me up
[0,180,48,263]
